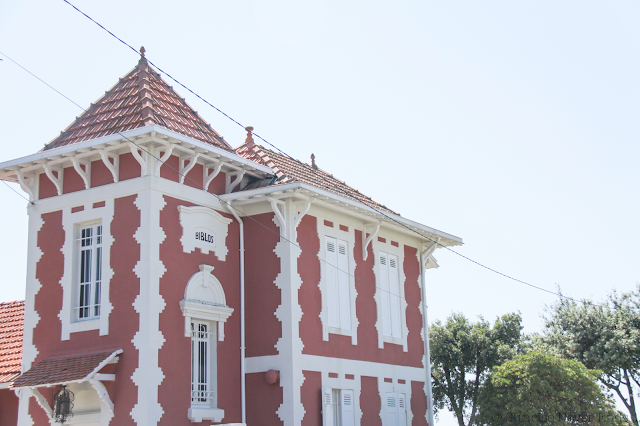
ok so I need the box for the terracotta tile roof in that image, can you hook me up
[13,350,120,388]
[0,301,24,384]
[43,57,231,152]
[236,141,398,215]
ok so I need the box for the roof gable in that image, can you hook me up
[44,55,231,152]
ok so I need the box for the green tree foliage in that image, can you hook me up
[476,351,628,426]
[540,286,640,426]
[430,312,524,426]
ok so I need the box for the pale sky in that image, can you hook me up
[1,1,639,424]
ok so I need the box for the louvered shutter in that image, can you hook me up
[386,393,398,426]
[337,240,351,330]
[379,253,392,337]
[323,387,334,426]
[326,238,340,328]
[398,393,407,426]
[388,254,402,339]
[341,390,355,426]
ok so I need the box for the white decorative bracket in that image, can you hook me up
[100,150,119,183]
[421,237,441,269]
[16,170,36,202]
[293,201,312,229]
[89,378,114,417]
[30,388,53,419]
[128,142,148,176]
[44,164,64,196]
[225,171,245,194]
[155,144,174,176]
[203,162,223,192]
[71,157,91,189]
[362,222,381,261]
[179,153,200,184]
[268,198,287,232]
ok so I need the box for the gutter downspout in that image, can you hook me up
[421,238,439,426]
[228,202,246,424]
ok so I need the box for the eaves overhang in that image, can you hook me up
[221,182,463,247]
[0,125,274,183]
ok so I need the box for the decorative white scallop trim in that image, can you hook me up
[17,212,44,426]
[130,190,167,426]
[316,217,359,345]
[270,199,310,426]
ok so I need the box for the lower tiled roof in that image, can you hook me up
[236,143,398,215]
[0,301,24,384]
[13,350,119,388]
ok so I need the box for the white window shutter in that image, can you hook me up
[341,390,355,426]
[386,393,398,426]
[379,253,392,337]
[388,254,402,339]
[337,240,351,330]
[398,393,407,426]
[326,237,340,328]
[323,387,334,426]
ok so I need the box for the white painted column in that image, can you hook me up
[130,189,167,426]
[271,198,310,426]
[17,210,44,426]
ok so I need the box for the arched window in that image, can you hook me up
[180,265,234,423]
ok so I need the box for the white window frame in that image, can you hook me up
[373,240,408,350]
[323,387,356,426]
[384,392,408,426]
[60,201,115,340]
[190,319,217,408]
[76,223,103,321]
[317,217,359,344]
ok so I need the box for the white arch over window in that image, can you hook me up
[180,264,234,341]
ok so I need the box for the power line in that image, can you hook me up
[1,180,32,204]
[10,4,598,307]
[0,52,417,309]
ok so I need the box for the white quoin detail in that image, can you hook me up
[155,144,174,176]
[16,170,36,202]
[44,164,64,195]
[71,157,91,189]
[180,265,234,341]
[203,163,223,192]
[179,153,200,184]
[362,222,380,261]
[128,142,148,176]
[99,150,119,183]
[225,171,245,194]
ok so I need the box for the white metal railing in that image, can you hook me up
[191,389,215,404]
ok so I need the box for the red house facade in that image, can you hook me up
[0,53,462,426]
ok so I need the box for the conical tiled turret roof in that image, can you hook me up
[44,52,231,151]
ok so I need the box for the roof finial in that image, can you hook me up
[311,153,317,170]
[140,46,146,57]
[245,126,255,147]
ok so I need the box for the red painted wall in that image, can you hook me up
[158,196,241,425]
[244,212,281,358]
[29,196,141,424]
[301,370,322,426]
[0,388,18,426]
[245,372,283,426]
[360,376,382,426]
[411,381,428,426]
[297,216,424,368]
